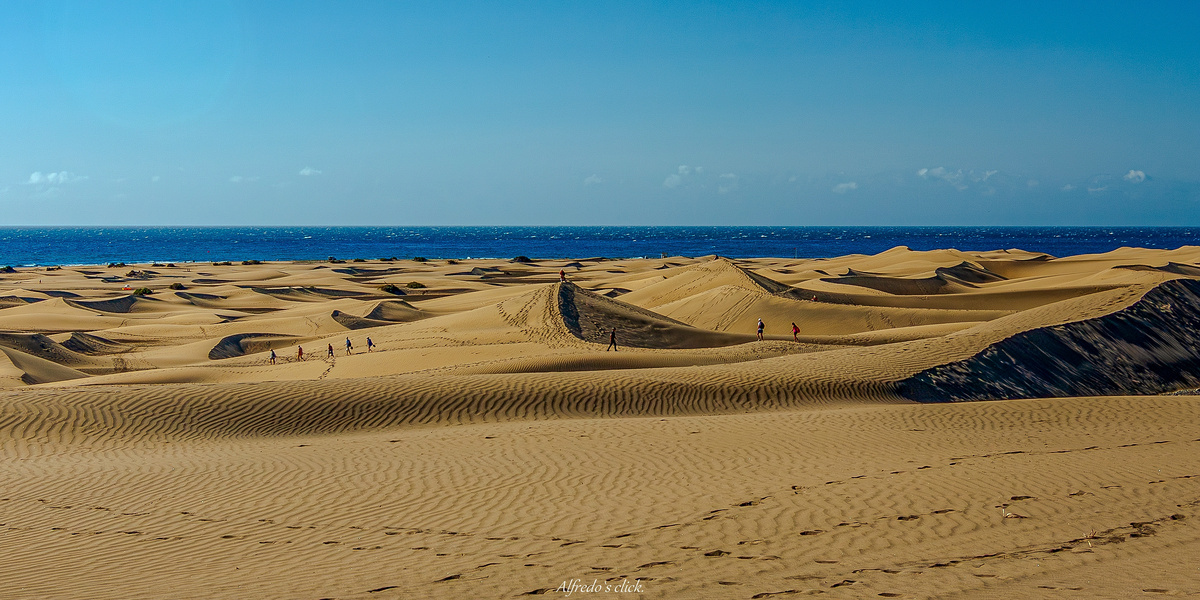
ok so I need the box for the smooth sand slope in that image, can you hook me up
[2,248,1200,599]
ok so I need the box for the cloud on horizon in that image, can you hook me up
[583,174,602,186]
[832,181,858,194]
[26,171,85,186]
[299,167,322,176]
[718,173,739,194]
[1124,169,1146,183]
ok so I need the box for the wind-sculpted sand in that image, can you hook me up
[2,248,1200,598]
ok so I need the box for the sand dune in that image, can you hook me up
[2,248,1200,598]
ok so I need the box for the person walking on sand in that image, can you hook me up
[297,346,304,361]
[345,337,353,355]
[366,337,374,352]
[757,318,765,341]
[559,269,567,282]
[269,349,277,365]
[606,327,617,351]
[327,343,334,358]
[792,322,800,342]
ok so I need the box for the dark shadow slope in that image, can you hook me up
[898,278,1200,402]
[557,283,753,349]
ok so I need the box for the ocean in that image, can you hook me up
[0,226,1196,266]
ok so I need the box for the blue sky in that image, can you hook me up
[1,1,1198,225]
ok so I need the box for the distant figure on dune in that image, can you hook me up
[345,337,353,355]
[606,327,617,352]
[327,343,334,358]
[559,269,567,282]
[792,322,800,342]
[297,346,304,361]
[269,349,277,365]
[757,318,765,341]
[366,337,374,352]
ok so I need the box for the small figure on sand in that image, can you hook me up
[606,327,617,352]
[345,337,353,355]
[757,318,765,341]
[792,322,800,342]
[269,349,277,365]
[559,269,567,282]
[327,343,334,358]
[297,346,304,361]
[366,337,374,352]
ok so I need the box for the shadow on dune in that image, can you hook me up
[209,333,301,360]
[66,294,161,314]
[557,283,753,349]
[898,278,1200,401]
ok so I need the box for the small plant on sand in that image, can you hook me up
[169,282,186,290]
[131,287,153,296]
[512,255,532,263]
[241,259,262,265]
[0,266,14,273]
[107,262,126,268]
[411,256,428,262]
[446,259,458,265]
[213,261,233,266]
[379,283,403,295]
[352,258,366,263]
[405,281,426,289]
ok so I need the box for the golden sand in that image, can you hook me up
[1,248,1199,598]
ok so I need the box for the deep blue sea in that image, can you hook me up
[0,226,1196,266]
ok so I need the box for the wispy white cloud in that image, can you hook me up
[917,166,1005,191]
[1123,169,1146,183]
[718,173,739,194]
[26,171,85,186]
[832,182,858,194]
[151,175,161,183]
[230,175,260,184]
[1061,184,1076,192]
[583,174,603,186]
[299,167,322,176]
[664,164,708,189]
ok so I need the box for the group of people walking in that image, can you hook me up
[268,336,376,364]
[265,316,800,365]
[757,318,803,342]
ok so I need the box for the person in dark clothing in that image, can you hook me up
[606,327,617,351]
